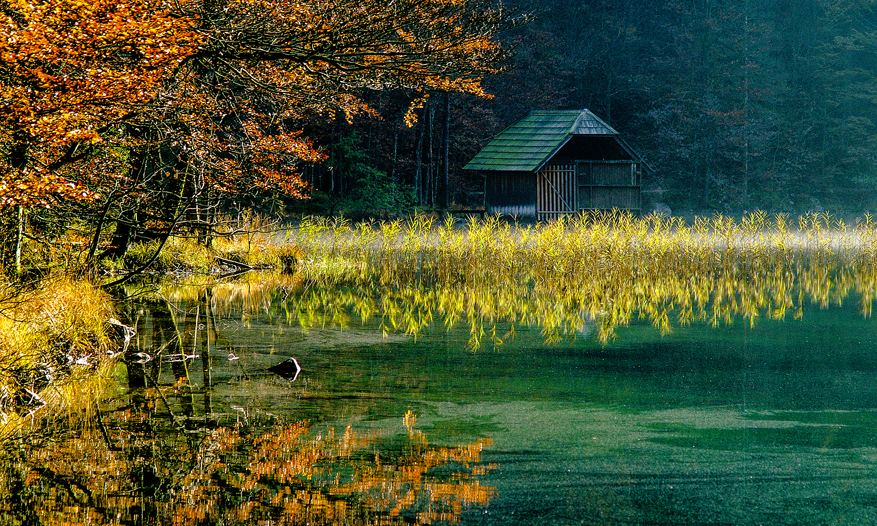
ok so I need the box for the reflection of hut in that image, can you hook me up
[464,109,648,220]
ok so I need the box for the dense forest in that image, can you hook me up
[314,0,877,215]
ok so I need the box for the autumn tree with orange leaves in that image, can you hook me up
[0,0,520,274]
[0,0,198,207]
[0,0,199,270]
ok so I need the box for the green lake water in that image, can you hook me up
[296,310,877,525]
[5,284,877,525]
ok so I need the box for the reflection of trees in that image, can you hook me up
[0,397,494,525]
[2,283,495,524]
[120,287,224,421]
[157,213,877,345]
[0,288,492,525]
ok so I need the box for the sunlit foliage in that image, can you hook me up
[0,0,518,211]
[0,0,200,207]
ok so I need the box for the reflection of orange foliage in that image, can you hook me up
[1,401,494,525]
[333,432,496,524]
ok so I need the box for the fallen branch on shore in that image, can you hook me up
[214,256,253,270]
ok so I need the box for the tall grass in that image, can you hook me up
[159,211,877,347]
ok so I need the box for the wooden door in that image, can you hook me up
[537,163,577,221]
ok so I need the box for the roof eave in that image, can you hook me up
[533,135,573,173]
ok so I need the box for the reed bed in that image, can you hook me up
[155,211,877,347]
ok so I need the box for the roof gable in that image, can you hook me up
[464,109,622,172]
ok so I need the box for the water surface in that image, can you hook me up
[5,279,877,525]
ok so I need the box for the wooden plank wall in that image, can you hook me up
[537,163,576,221]
[589,186,640,209]
[578,162,641,212]
[587,163,637,186]
[486,171,537,217]
[487,161,641,221]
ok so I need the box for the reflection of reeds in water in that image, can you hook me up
[158,211,877,346]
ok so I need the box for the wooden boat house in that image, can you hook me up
[464,109,646,220]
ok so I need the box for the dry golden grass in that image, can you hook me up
[0,277,119,439]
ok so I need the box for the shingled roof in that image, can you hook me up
[464,109,621,172]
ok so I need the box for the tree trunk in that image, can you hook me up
[1,128,29,274]
[427,101,435,207]
[98,148,149,261]
[441,92,450,210]
[415,110,425,206]
[99,212,136,261]
[391,119,399,182]
[87,193,115,267]
[14,206,23,276]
